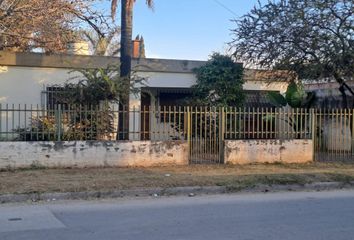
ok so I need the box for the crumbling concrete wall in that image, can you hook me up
[225,139,313,164]
[0,141,189,169]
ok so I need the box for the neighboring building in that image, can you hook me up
[304,80,354,108]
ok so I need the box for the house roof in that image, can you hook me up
[0,51,289,82]
[0,51,207,73]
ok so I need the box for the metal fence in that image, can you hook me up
[2,104,354,162]
[0,104,314,142]
[0,104,189,142]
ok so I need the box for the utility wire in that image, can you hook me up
[212,0,239,18]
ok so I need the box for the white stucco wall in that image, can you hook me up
[0,66,81,105]
[0,140,189,169]
[0,65,288,105]
[225,139,313,164]
[137,71,197,88]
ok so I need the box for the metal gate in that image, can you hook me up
[313,109,354,162]
[188,107,224,164]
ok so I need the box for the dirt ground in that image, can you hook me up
[1,162,354,194]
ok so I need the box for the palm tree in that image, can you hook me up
[111,0,153,104]
[111,0,153,140]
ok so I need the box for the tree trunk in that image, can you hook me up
[339,84,348,108]
[334,75,354,108]
[120,0,133,83]
[119,0,133,140]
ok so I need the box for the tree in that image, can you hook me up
[0,0,112,53]
[82,26,120,56]
[230,0,354,107]
[190,53,244,107]
[111,0,153,105]
[111,0,153,140]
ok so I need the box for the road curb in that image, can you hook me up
[1,182,354,204]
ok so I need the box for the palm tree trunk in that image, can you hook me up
[119,0,133,139]
[120,0,133,82]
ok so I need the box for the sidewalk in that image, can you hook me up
[1,162,354,203]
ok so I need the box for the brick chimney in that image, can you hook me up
[132,35,146,58]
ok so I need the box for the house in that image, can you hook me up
[0,51,288,106]
[0,48,288,140]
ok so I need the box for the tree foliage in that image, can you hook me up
[0,0,113,53]
[231,0,353,106]
[267,82,315,108]
[190,53,244,107]
[57,65,144,105]
[81,26,121,56]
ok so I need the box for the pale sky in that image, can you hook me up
[100,0,268,60]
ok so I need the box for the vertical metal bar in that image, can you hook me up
[270,107,273,139]
[0,103,2,141]
[341,108,344,158]
[344,108,348,159]
[252,107,255,139]
[187,106,191,163]
[35,104,39,140]
[233,107,236,139]
[256,107,262,139]
[172,106,176,139]
[352,109,354,157]
[178,106,181,140]
[24,104,27,141]
[261,107,264,139]
[195,106,198,163]
[29,104,32,141]
[57,104,61,141]
[287,108,290,139]
[336,108,339,158]
[330,108,333,161]
[150,106,154,140]
[219,107,225,164]
[209,107,213,160]
[18,104,21,141]
[304,108,307,139]
[311,108,316,161]
[319,108,323,160]
[142,105,146,140]
[247,107,250,139]
[11,104,14,140]
[274,108,279,139]
[265,107,268,139]
[238,107,242,139]
[204,106,207,162]
[97,104,100,140]
[199,106,202,163]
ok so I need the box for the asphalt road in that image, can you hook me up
[1,190,354,240]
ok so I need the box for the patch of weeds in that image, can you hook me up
[29,162,46,170]
[326,173,354,184]
[0,165,16,173]
[258,174,311,186]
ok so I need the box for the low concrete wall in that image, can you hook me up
[225,139,313,164]
[0,141,189,169]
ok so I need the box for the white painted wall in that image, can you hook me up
[0,141,189,169]
[0,66,81,105]
[225,139,313,164]
[137,71,197,88]
[0,65,288,105]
